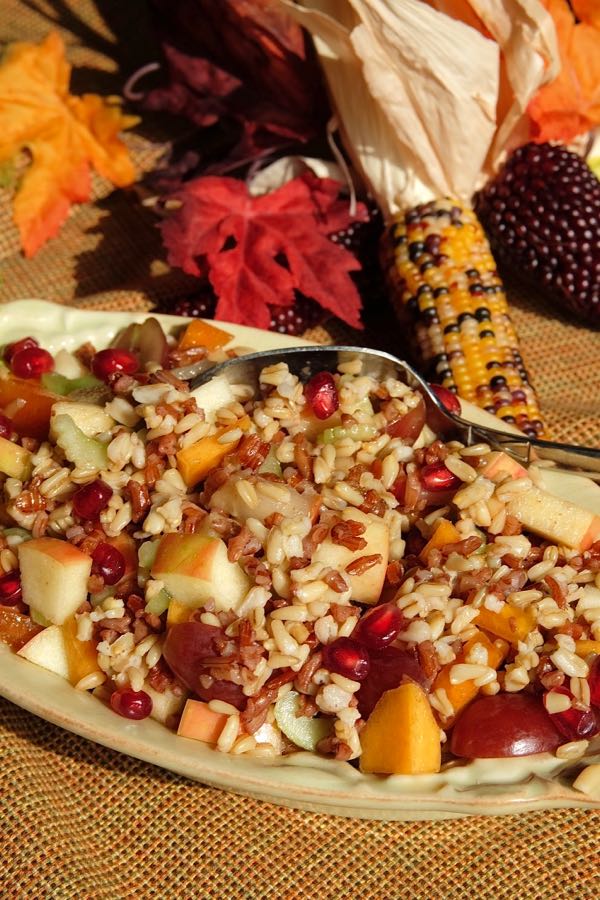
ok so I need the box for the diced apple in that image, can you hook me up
[178,319,233,352]
[176,416,250,486]
[151,532,250,612]
[209,473,321,526]
[50,400,115,438]
[145,683,188,725]
[312,508,389,605]
[18,537,92,625]
[0,376,59,439]
[17,625,69,679]
[506,485,600,551]
[52,349,87,379]
[480,451,528,482]
[190,375,237,423]
[537,468,600,517]
[0,435,32,480]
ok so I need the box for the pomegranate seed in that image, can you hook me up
[305,371,339,420]
[110,689,153,720]
[11,346,54,379]
[0,413,13,439]
[3,336,38,365]
[544,687,598,741]
[420,462,461,492]
[354,603,405,650]
[589,656,600,708]
[72,479,113,520]
[91,542,125,585]
[0,571,22,606]
[92,348,139,382]
[429,383,461,416]
[322,637,370,682]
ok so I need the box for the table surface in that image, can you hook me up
[1,2,600,898]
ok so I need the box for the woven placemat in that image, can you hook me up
[1,3,600,898]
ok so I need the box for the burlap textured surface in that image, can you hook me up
[1,3,600,898]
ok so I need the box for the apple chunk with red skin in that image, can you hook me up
[18,537,92,625]
[151,532,250,613]
[312,508,389,605]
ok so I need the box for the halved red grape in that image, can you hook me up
[72,479,113,520]
[92,542,125,586]
[357,646,428,718]
[386,396,426,441]
[322,637,370,681]
[162,621,246,710]
[354,603,405,650]
[110,688,153,720]
[305,372,339,420]
[92,348,139,382]
[450,693,562,758]
[11,347,54,379]
[0,414,13,439]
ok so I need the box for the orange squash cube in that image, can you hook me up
[178,320,233,352]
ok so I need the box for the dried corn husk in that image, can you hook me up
[280,0,559,213]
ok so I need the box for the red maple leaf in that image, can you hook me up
[161,173,368,329]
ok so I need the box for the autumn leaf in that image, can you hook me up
[528,0,600,142]
[0,31,139,257]
[161,173,367,330]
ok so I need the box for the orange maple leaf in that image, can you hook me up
[528,0,600,143]
[0,31,139,257]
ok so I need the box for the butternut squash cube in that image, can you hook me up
[177,698,228,744]
[359,682,441,775]
[178,319,233,352]
[419,518,461,562]
[176,415,250,486]
[432,629,509,723]
[476,603,535,646]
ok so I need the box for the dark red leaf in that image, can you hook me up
[161,172,367,329]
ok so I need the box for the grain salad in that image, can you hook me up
[1,316,599,775]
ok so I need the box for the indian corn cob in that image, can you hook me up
[382,199,547,438]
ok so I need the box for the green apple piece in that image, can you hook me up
[144,683,188,725]
[274,690,332,751]
[145,587,171,616]
[257,446,282,477]
[506,486,600,551]
[19,537,92,625]
[209,474,319,525]
[50,401,115,438]
[190,374,236,423]
[17,625,69,679]
[151,532,250,612]
[313,508,389,604]
[0,435,32,480]
[51,414,109,469]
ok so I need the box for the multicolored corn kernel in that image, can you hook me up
[381,199,547,438]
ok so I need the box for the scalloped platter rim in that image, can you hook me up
[0,299,598,821]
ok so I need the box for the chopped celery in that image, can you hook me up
[42,372,102,397]
[145,587,171,616]
[52,414,109,469]
[138,539,160,569]
[274,690,333,751]
[2,526,32,546]
[318,423,378,445]
[257,446,282,477]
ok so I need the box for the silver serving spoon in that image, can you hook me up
[185,345,600,481]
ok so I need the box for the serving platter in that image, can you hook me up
[1,299,599,821]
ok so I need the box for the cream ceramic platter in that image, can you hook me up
[0,299,599,821]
